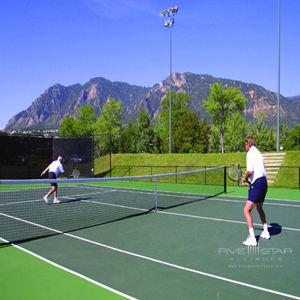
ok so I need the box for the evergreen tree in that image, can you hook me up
[173,112,210,153]
[136,109,155,153]
[120,121,138,153]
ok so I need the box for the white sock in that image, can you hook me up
[249,228,255,239]
[263,223,268,232]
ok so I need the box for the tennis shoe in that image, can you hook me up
[53,198,60,204]
[260,230,270,240]
[43,196,49,204]
[243,236,257,247]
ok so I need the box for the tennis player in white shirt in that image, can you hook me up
[41,156,64,204]
[243,136,270,246]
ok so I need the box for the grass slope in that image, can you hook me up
[94,151,300,189]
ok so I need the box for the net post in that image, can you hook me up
[224,166,227,193]
[154,177,158,212]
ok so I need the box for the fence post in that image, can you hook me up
[224,166,227,193]
[299,166,300,190]
[92,134,95,177]
[109,132,112,178]
[27,134,31,179]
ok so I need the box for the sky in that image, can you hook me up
[0,0,299,130]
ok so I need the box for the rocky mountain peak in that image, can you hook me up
[4,72,300,130]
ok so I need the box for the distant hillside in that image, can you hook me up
[287,95,300,101]
[5,72,300,130]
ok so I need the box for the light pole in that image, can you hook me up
[276,0,281,151]
[160,6,179,154]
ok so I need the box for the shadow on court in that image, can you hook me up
[61,197,91,203]
[268,223,282,236]
[255,222,282,242]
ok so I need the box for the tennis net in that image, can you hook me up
[0,166,226,244]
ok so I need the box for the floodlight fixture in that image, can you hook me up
[164,18,174,27]
[160,6,179,17]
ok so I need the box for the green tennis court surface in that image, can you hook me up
[1,176,299,299]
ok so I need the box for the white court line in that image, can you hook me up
[1,185,299,208]
[87,187,300,208]
[0,236,137,300]
[60,189,117,199]
[88,184,300,203]
[211,197,300,208]
[0,199,41,206]
[1,194,300,233]
[83,199,149,212]
[0,189,117,206]
[1,212,299,300]
[81,200,300,233]
[226,193,300,203]
[3,192,300,209]
[157,210,300,232]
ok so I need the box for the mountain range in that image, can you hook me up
[5,72,300,130]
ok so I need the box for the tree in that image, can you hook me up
[156,91,190,153]
[136,109,155,153]
[77,105,96,136]
[204,83,247,153]
[173,112,210,153]
[0,130,8,136]
[59,105,96,137]
[225,112,248,152]
[208,125,220,153]
[119,121,138,153]
[248,111,275,151]
[58,116,80,136]
[93,98,123,155]
[285,124,300,150]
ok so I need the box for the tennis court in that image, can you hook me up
[1,168,299,299]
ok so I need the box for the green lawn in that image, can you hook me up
[94,151,300,189]
[0,243,125,300]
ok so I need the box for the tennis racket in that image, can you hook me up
[68,168,80,179]
[227,164,241,182]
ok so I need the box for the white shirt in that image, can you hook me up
[246,146,266,184]
[48,160,64,177]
